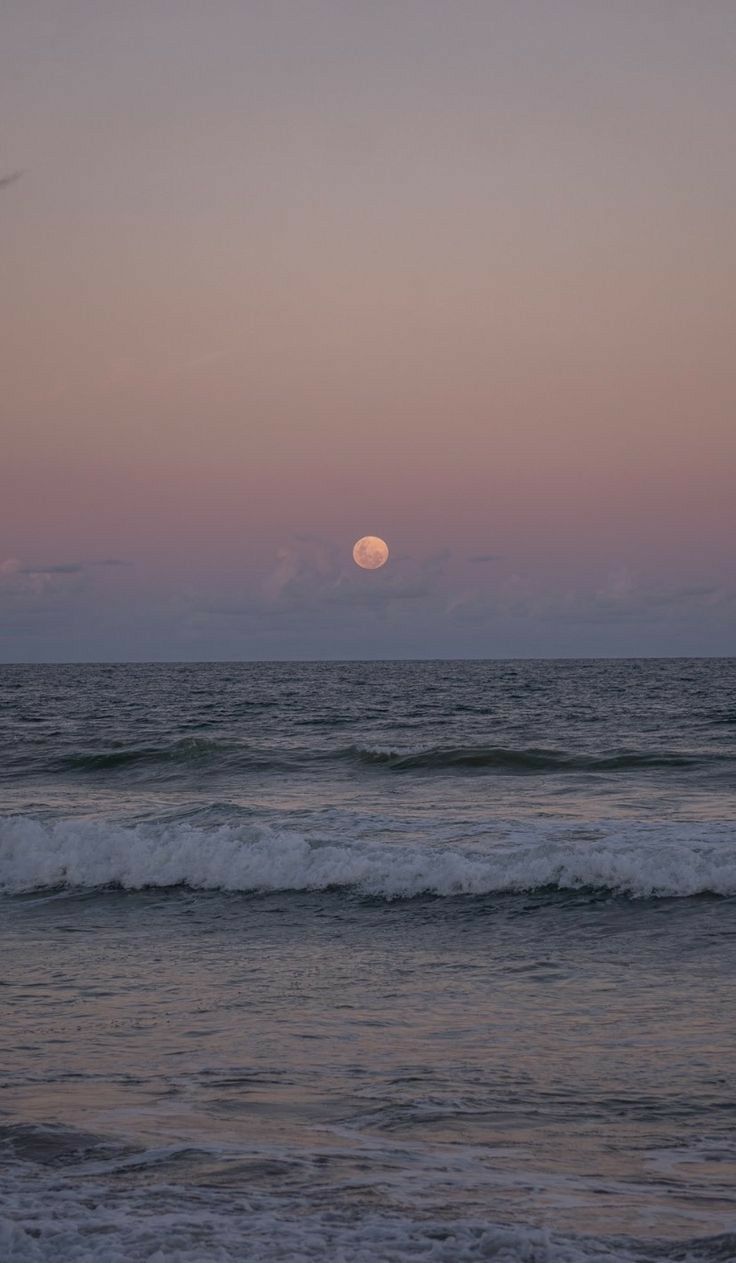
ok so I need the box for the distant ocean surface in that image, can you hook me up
[1,659,736,1262]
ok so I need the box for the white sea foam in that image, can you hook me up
[1,815,735,898]
[0,1166,721,1263]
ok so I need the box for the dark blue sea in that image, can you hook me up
[1,659,736,1261]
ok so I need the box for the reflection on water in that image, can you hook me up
[3,887,736,1252]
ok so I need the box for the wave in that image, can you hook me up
[343,744,713,772]
[4,1161,733,1263]
[58,737,237,771]
[2,816,735,899]
[32,739,730,779]
[1,1123,734,1261]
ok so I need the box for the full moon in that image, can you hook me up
[352,536,389,570]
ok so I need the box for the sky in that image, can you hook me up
[1,0,735,661]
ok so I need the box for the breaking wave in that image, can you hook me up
[4,1163,734,1263]
[1,816,735,899]
[344,744,716,772]
[1,1125,734,1262]
[2,1200,734,1263]
[27,740,732,780]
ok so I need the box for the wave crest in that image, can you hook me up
[59,738,236,772]
[38,740,728,779]
[345,744,708,772]
[1,816,735,899]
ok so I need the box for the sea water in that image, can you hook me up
[1,659,735,1261]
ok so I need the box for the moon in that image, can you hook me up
[352,536,389,570]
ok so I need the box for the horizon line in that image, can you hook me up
[1,654,733,667]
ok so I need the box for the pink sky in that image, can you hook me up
[1,1,734,659]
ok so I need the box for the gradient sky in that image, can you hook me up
[2,0,735,660]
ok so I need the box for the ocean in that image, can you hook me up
[1,659,735,1262]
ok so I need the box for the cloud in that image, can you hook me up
[259,537,445,620]
[262,537,341,608]
[468,554,503,564]
[0,567,80,623]
[0,171,23,191]
[538,573,734,626]
[9,559,131,579]
[420,548,452,566]
[326,577,430,607]
[185,540,439,647]
[0,556,132,606]
[20,563,83,576]
[646,583,722,606]
[1,559,86,601]
[440,566,736,633]
[198,602,258,619]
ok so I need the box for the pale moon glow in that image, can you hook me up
[352,536,389,570]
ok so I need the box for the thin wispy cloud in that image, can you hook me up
[20,563,83,576]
